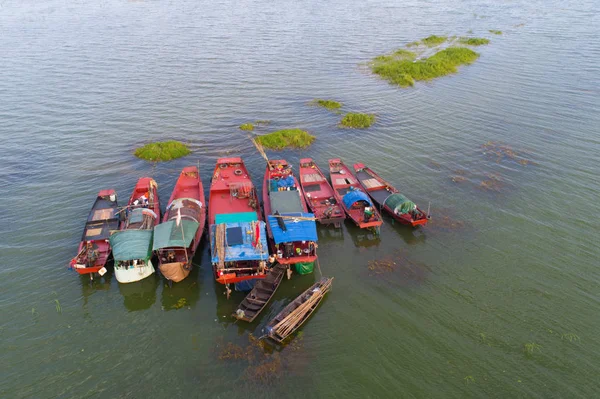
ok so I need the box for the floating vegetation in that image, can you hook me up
[481,141,533,165]
[371,47,480,87]
[239,123,254,131]
[368,259,398,274]
[339,113,376,128]
[254,120,271,126]
[255,129,315,150]
[489,30,503,35]
[524,342,541,354]
[408,35,448,47]
[561,333,580,342]
[171,297,188,309]
[366,249,429,284]
[54,299,62,314]
[430,215,466,230]
[464,375,475,384]
[311,99,343,111]
[134,141,191,162]
[451,175,467,183]
[458,37,490,46]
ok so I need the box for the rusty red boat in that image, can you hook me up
[299,158,345,228]
[262,159,318,275]
[328,158,383,233]
[69,189,120,279]
[209,157,269,293]
[110,177,160,283]
[353,163,430,227]
[153,167,206,283]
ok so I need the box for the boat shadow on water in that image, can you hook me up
[118,273,160,312]
[160,256,203,311]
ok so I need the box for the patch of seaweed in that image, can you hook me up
[339,113,376,128]
[311,99,343,111]
[254,120,271,126]
[255,129,315,150]
[171,298,188,309]
[366,249,429,285]
[489,30,502,35]
[134,141,191,162]
[458,37,490,46]
[479,173,503,192]
[430,215,466,231]
[239,123,254,131]
[481,141,534,165]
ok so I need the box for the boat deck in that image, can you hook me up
[354,169,392,204]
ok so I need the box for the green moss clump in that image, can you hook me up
[239,123,254,131]
[134,141,191,162]
[255,129,315,150]
[312,99,343,110]
[372,47,480,87]
[339,113,376,129]
[489,30,502,35]
[421,35,448,46]
[458,37,490,46]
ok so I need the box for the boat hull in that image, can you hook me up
[115,260,156,283]
[299,158,345,228]
[159,261,190,283]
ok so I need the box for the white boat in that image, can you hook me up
[114,258,155,283]
[110,228,156,284]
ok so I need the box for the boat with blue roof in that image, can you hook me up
[209,157,270,294]
[262,159,318,275]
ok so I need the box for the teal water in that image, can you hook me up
[1,0,599,397]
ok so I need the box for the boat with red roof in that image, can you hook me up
[69,189,120,279]
[299,158,345,228]
[328,158,383,233]
[154,166,206,283]
[209,157,269,294]
[110,177,160,283]
[353,163,430,227]
[262,159,318,275]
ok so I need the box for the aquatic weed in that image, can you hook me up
[171,297,188,309]
[239,123,254,131]
[134,141,191,162]
[524,342,541,354]
[54,299,62,314]
[421,35,448,47]
[311,99,343,110]
[458,37,490,46]
[255,129,315,150]
[464,375,475,384]
[339,113,376,128]
[254,120,271,126]
[489,30,503,35]
[561,333,580,342]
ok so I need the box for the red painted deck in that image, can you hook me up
[299,158,345,228]
[328,158,383,231]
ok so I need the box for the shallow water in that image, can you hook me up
[1,0,599,397]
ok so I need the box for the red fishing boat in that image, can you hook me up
[328,158,383,233]
[298,158,345,228]
[111,177,160,283]
[262,159,318,275]
[209,157,269,293]
[154,166,206,283]
[353,163,430,227]
[69,189,120,279]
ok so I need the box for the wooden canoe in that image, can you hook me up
[233,264,286,322]
[264,277,333,343]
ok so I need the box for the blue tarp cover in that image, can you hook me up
[210,221,268,263]
[342,189,372,209]
[267,213,318,244]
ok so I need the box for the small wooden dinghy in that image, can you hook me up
[264,277,333,343]
[233,264,287,322]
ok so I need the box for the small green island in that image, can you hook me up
[311,99,343,111]
[134,141,191,162]
[458,37,490,46]
[408,35,448,47]
[339,113,376,128]
[255,128,315,150]
[239,123,254,131]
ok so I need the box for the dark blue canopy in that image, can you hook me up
[342,189,372,209]
[267,213,318,244]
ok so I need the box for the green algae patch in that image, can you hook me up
[311,99,343,110]
[421,35,448,46]
[458,37,490,46]
[134,141,191,162]
[239,123,254,131]
[489,30,502,35]
[339,113,376,129]
[371,47,480,87]
[255,129,315,150]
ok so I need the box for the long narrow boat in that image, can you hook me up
[209,157,269,294]
[233,264,286,322]
[70,190,120,279]
[328,158,383,232]
[110,178,160,283]
[298,158,345,228]
[262,159,319,275]
[353,163,430,227]
[264,277,333,343]
[154,166,206,283]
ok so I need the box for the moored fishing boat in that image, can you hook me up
[263,159,318,275]
[233,264,287,323]
[328,158,383,233]
[154,166,206,283]
[264,277,333,343]
[353,163,430,227]
[209,157,269,295]
[299,158,345,228]
[111,177,160,283]
[69,189,120,279]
